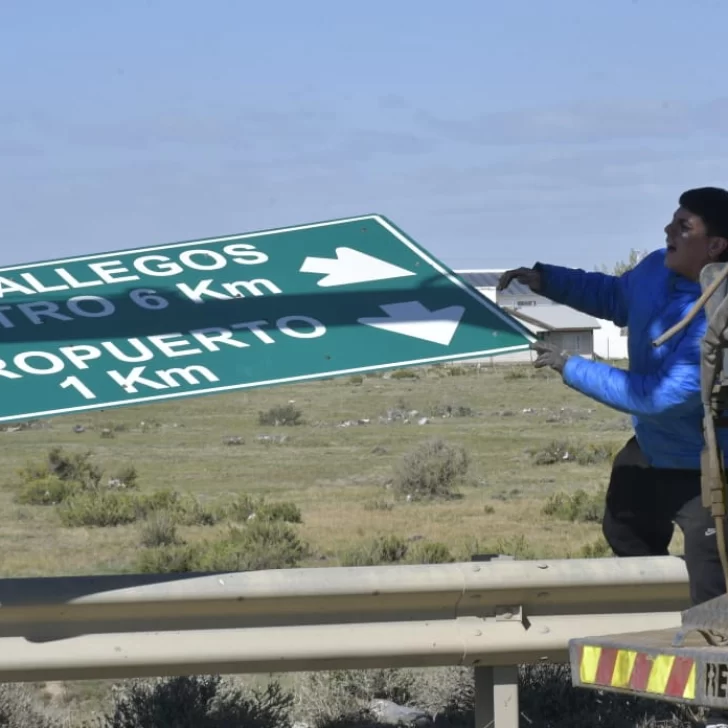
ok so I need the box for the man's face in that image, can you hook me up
[664,206,728,281]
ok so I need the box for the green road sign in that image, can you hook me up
[0,214,533,422]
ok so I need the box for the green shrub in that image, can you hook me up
[580,537,613,559]
[140,511,179,548]
[58,489,184,528]
[256,500,302,523]
[447,365,468,376]
[430,402,475,418]
[139,522,309,573]
[109,465,139,489]
[49,446,103,487]
[483,535,537,560]
[137,489,180,514]
[340,535,409,566]
[0,683,57,728]
[348,374,364,385]
[16,448,142,509]
[531,440,618,466]
[293,667,469,728]
[503,367,527,380]
[363,498,395,511]
[226,494,258,521]
[168,498,211,526]
[17,446,103,490]
[406,541,455,564]
[542,488,604,523]
[99,675,293,728]
[296,664,698,728]
[258,405,303,426]
[393,439,469,501]
[389,368,418,379]
[97,421,129,433]
[58,491,139,527]
[227,495,302,524]
[16,475,80,505]
[196,522,307,572]
[137,544,198,574]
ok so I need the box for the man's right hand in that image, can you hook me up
[497,266,542,292]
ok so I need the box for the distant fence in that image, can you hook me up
[0,556,690,728]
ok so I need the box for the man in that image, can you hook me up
[498,187,728,610]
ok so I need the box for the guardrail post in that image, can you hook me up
[471,553,519,727]
[474,665,519,728]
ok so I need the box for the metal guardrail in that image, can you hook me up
[0,556,691,728]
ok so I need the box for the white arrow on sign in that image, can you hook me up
[300,247,416,287]
[357,301,466,346]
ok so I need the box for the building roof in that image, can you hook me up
[454,269,600,331]
[457,269,536,297]
[508,316,547,335]
[508,305,601,332]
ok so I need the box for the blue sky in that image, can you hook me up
[2,0,727,271]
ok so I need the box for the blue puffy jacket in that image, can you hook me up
[535,249,727,470]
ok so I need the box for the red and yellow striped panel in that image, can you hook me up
[577,645,696,701]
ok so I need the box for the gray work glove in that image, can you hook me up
[532,341,569,373]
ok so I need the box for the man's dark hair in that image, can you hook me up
[680,187,728,261]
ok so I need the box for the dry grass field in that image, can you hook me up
[0,360,694,726]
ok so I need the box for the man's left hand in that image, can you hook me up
[532,341,569,373]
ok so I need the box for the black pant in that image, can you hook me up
[603,437,728,606]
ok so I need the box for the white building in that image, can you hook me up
[456,269,629,363]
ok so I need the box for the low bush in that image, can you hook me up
[99,675,293,728]
[46,446,103,487]
[197,522,307,572]
[447,365,469,376]
[258,405,303,426]
[16,475,80,506]
[340,535,409,567]
[169,494,221,526]
[137,544,198,574]
[429,402,475,418]
[108,465,139,489]
[257,500,302,523]
[406,541,455,564]
[466,534,537,561]
[58,491,140,527]
[137,521,308,574]
[294,664,697,728]
[393,439,469,501]
[339,537,453,567]
[363,499,395,512]
[579,537,613,559]
[59,489,178,528]
[15,447,103,505]
[15,449,140,508]
[503,367,527,380]
[140,511,179,548]
[0,683,58,728]
[227,495,302,524]
[542,488,604,523]
[531,440,619,466]
[389,369,418,379]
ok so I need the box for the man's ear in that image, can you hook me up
[709,236,728,260]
